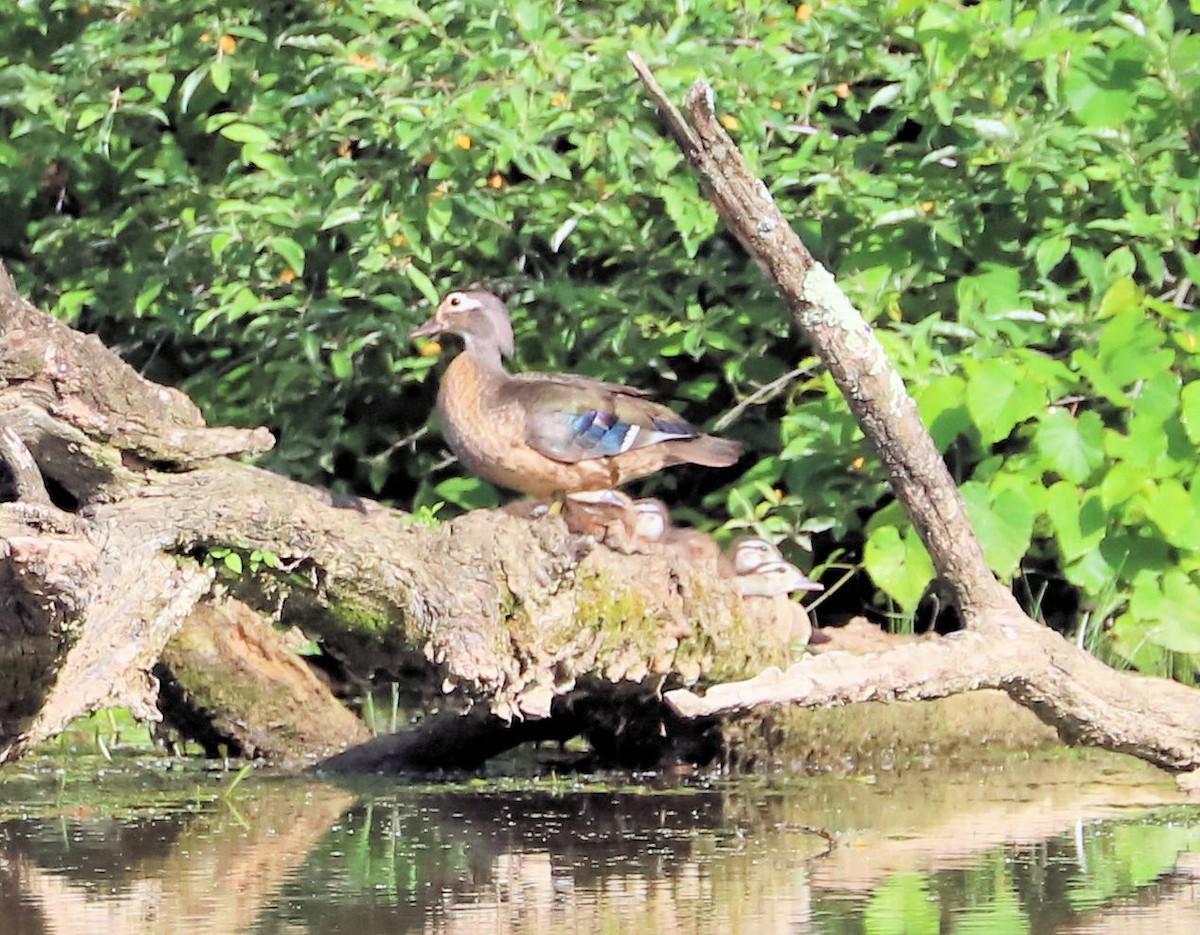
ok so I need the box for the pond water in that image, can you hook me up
[1,750,1198,934]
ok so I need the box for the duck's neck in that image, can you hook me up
[441,336,509,409]
[460,334,507,376]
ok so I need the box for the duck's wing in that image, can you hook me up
[502,372,698,464]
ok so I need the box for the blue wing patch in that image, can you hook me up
[568,411,695,455]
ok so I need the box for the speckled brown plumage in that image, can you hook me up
[410,290,741,498]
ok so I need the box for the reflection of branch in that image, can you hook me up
[2,784,354,935]
[810,766,1186,892]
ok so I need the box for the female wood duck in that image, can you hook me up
[409,290,742,498]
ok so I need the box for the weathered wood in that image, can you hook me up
[157,598,371,764]
[628,54,1200,783]
[0,265,801,765]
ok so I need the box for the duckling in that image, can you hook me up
[723,536,824,646]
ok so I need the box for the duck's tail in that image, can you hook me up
[672,434,743,468]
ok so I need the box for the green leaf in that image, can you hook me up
[210,58,232,94]
[916,375,972,450]
[76,106,107,131]
[330,348,353,379]
[220,122,273,145]
[1072,350,1130,406]
[964,359,1046,444]
[321,206,362,229]
[1063,49,1142,128]
[1129,571,1200,653]
[433,476,500,510]
[178,63,209,113]
[223,551,244,574]
[147,72,175,103]
[405,265,440,305]
[1034,409,1104,483]
[1099,461,1147,509]
[960,481,1034,579]
[1180,381,1200,446]
[1034,235,1071,276]
[269,237,305,274]
[426,198,452,240]
[1046,481,1106,563]
[1140,479,1200,548]
[863,524,935,612]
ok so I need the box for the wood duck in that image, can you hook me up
[723,536,825,646]
[722,536,823,592]
[564,493,725,561]
[409,290,742,498]
[557,492,670,554]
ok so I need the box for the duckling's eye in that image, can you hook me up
[448,295,462,308]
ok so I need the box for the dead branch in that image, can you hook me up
[628,53,1200,781]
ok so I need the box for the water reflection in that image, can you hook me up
[1,755,1197,934]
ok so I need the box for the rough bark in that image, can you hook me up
[156,597,371,764]
[628,54,1200,782]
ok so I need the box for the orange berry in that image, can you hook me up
[488,173,506,189]
[851,456,866,470]
[417,340,442,357]
[199,31,211,42]
[720,113,740,131]
[454,133,473,150]
[795,3,814,21]
[835,82,851,99]
[921,200,935,213]
[338,140,353,158]
[550,92,568,107]
[348,52,380,70]
[218,33,237,54]
[278,268,298,284]
[770,99,783,110]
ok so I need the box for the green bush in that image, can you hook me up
[2,0,1199,677]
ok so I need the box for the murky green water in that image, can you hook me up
[1,751,1198,934]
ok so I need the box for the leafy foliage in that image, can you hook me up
[3,0,1200,676]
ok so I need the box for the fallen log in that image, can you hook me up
[0,265,797,766]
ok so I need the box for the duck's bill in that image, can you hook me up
[408,319,444,340]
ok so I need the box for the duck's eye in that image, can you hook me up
[448,295,462,308]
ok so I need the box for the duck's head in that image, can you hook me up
[409,290,515,358]
[734,559,824,597]
[630,498,670,542]
[728,536,784,576]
